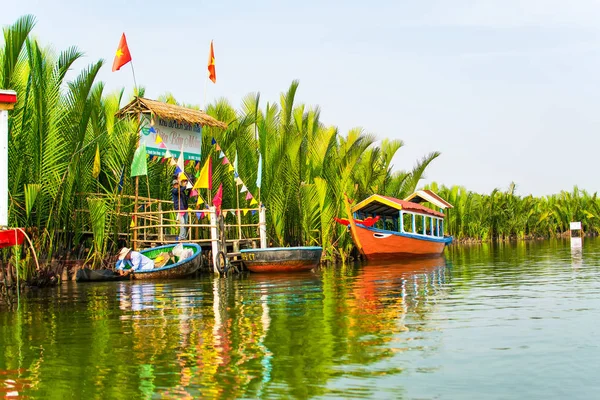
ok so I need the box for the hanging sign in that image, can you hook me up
[139,115,202,161]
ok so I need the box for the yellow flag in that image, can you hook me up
[155,134,163,145]
[228,164,234,172]
[193,158,212,189]
[196,196,204,206]
[243,209,249,216]
[250,198,258,205]
[92,144,101,178]
[130,217,135,228]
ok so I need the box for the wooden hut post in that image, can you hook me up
[259,205,267,249]
[209,206,219,273]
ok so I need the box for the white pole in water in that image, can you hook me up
[259,204,267,249]
[0,109,8,227]
[209,206,220,274]
[0,90,17,228]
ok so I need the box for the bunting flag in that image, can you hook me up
[211,137,216,145]
[240,185,248,193]
[175,146,185,175]
[219,151,225,159]
[251,210,257,216]
[228,164,234,172]
[245,192,253,201]
[92,144,101,179]
[196,196,204,206]
[234,171,239,179]
[230,211,236,217]
[250,198,258,206]
[190,189,198,197]
[243,209,249,216]
[194,158,212,189]
[130,215,136,228]
[208,40,216,83]
[196,212,204,220]
[149,126,156,133]
[195,160,201,171]
[112,33,132,72]
[130,144,148,177]
[215,144,221,151]
[161,157,167,164]
[164,149,173,158]
[213,184,223,213]
[154,134,163,145]
[159,142,167,149]
[235,177,243,185]
[256,153,262,188]
[222,157,229,165]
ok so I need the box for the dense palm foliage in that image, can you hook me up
[1,15,438,280]
[426,182,600,241]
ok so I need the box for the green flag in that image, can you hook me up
[131,144,148,177]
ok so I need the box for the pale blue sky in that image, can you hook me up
[4,0,600,196]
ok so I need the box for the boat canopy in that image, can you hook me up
[404,190,453,210]
[352,194,445,218]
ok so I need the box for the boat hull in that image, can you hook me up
[352,225,451,261]
[133,243,202,280]
[240,247,322,273]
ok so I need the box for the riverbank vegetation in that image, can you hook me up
[1,15,597,289]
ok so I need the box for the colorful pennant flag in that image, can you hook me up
[194,158,212,189]
[240,185,248,193]
[196,196,204,206]
[222,157,229,165]
[213,184,223,213]
[92,144,101,179]
[130,215,136,228]
[175,146,185,175]
[215,144,221,151]
[130,144,148,177]
[250,198,258,205]
[208,40,216,83]
[251,210,257,216]
[245,192,253,201]
[112,33,132,72]
[211,137,216,145]
[228,164,234,172]
[235,177,243,185]
[219,151,225,159]
[149,126,156,133]
[243,209,249,216]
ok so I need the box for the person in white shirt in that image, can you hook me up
[116,247,154,275]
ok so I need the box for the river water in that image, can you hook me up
[1,239,599,399]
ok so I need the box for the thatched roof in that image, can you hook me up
[116,97,227,129]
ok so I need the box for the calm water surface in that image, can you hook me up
[1,239,600,399]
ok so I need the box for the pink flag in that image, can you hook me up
[213,184,223,214]
[245,192,253,201]
[222,157,229,165]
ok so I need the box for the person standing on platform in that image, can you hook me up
[172,174,191,240]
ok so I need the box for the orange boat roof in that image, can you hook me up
[352,194,445,218]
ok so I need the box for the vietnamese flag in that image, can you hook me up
[112,33,132,72]
[208,40,216,83]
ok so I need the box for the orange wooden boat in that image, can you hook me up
[341,190,453,261]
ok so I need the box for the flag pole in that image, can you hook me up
[130,61,139,94]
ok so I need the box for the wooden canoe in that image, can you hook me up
[240,246,323,273]
[132,243,203,280]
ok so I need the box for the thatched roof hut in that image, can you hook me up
[116,97,227,129]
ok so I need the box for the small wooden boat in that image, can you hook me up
[240,246,322,273]
[132,243,203,279]
[341,190,453,261]
[76,268,128,282]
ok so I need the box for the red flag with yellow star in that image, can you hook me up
[112,33,132,72]
[208,40,216,83]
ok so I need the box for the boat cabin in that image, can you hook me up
[352,191,453,239]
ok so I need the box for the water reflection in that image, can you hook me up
[5,241,598,398]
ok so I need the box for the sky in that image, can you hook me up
[3,0,600,197]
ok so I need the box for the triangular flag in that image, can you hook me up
[234,172,239,179]
[196,196,204,206]
[219,151,225,159]
[213,184,223,213]
[250,198,258,206]
[222,157,229,165]
[196,212,203,220]
[165,149,173,158]
[215,144,221,151]
[235,177,243,185]
[228,164,234,172]
[130,216,136,228]
[240,185,248,193]
[176,145,185,173]
[251,210,257,216]
[230,211,236,217]
[130,144,148,177]
[159,142,167,149]
[190,189,198,197]
[195,160,201,171]
[112,33,132,72]
[245,192,253,201]
[161,157,167,164]
[92,144,101,179]
[256,153,262,189]
[149,126,156,133]
[194,158,212,189]
[243,209,249,216]
[211,137,216,145]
